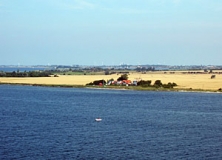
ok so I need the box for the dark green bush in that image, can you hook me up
[137,80,152,86]
[154,80,162,87]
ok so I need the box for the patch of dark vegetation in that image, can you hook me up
[0,70,52,77]
[86,80,106,86]
[137,80,152,87]
[86,75,177,89]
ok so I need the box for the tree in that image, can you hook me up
[137,80,152,87]
[12,71,17,77]
[117,74,128,81]
[162,82,177,88]
[104,70,110,75]
[154,80,162,87]
[0,71,6,77]
[90,80,106,85]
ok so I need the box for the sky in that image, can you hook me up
[0,0,222,66]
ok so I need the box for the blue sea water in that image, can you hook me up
[0,85,222,159]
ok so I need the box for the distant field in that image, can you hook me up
[0,71,222,91]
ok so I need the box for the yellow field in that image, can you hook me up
[0,72,221,91]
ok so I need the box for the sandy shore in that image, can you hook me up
[0,72,221,91]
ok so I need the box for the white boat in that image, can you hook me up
[95,118,102,122]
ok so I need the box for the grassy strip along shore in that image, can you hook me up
[1,82,221,93]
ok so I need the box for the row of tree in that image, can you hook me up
[140,80,177,88]
[0,71,52,77]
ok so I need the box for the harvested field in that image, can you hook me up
[129,72,222,90]
[0,72,221,91]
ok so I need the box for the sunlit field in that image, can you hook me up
[0,71,221,91]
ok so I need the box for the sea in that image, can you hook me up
[0,85,222,160]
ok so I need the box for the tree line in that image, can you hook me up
[0,70,52,77]
[86,74,177,88]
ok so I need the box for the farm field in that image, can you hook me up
[0,72,221,91]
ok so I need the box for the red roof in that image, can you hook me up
[122,80,131,84]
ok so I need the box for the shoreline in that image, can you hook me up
[1,82,221,94]
[0,73,221,93]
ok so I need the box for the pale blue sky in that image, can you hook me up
[0,0,221,65]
